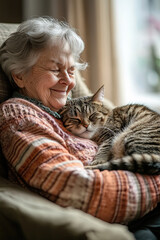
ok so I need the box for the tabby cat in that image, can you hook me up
[58,86,160,174]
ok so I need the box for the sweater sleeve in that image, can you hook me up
[0,99,160,225]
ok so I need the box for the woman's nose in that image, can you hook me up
[60,70,72,85]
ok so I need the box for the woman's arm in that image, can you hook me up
[0,99,160,225]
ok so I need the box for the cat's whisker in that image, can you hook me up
[105,127,115,135]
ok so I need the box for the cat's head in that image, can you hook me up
[58,86,110,139]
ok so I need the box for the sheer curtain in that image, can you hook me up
[23,0,118,104]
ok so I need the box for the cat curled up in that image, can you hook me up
[58,86,160,174]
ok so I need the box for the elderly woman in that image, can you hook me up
[0,17,160,240]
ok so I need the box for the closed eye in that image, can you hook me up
[51,69,60,73]
[89,113,99,121]
[68,66,75,75]
[71,118,81,124]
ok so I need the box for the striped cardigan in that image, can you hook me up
[0,97,160,224]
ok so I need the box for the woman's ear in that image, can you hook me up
[11,72,25,88]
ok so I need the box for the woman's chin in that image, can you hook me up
[49,99,67,111]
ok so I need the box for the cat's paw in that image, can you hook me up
[90,155,107,166]
[85,155,111,170]
[85,165,99,170]
[85,162,111,171]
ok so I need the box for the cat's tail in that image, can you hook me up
[86,153,160,174]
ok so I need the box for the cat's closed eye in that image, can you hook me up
[89,113,97,121]
[71,118,81,124]
[89,113,104,123]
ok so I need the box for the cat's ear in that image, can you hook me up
[91,85,104,103]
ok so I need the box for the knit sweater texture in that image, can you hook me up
[0,97,160,224]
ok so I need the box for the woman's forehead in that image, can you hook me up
[37,44,75,67]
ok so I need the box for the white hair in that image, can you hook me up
[0,16,87,87]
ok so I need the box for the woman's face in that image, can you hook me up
[13,43,76,111]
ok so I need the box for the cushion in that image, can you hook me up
[0,24,19,178]
[0,23,19,102]
[0,176,134,240]
[0,23,19,46]
[0,66,13,103]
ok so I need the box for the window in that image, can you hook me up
[113,0,160,111]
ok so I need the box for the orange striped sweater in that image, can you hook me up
[0,97,160,224]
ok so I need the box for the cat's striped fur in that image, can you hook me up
[59,86,160,174]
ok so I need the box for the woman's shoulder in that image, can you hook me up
[1,97,45,114]
[0,97,66,141]
[1,97,55,118]
[0,97,61,130]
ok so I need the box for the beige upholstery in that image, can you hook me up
[0,23,19,46]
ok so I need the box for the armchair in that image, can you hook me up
[0,22,134,240]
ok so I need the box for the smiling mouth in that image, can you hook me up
[51,89,67,94]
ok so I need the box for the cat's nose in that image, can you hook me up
[83,123,89,128]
